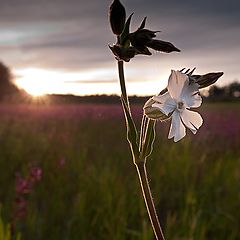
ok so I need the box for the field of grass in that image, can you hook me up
[0,102,239,240]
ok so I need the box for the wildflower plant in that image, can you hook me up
[109,0,223,239]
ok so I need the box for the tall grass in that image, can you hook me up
[0,103,239,240]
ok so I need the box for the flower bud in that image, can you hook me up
[128,17,180,55]
[129,29,158,46]
[144,98,169,121]
[109,0,126,35]
[135,46,152,55]
[192,72,224,88]
[128,29,158,55]
[146,39,180,53]
[109,44,137,62]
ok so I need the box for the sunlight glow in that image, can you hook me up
[14,66,167,96]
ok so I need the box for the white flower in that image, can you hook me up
[152,70,203,142]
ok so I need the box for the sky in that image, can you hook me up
[0,0,240,96]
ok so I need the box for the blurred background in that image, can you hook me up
[0,0,239,96]
[0,0,239,239]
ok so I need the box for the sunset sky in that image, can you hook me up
[0,0,239,96]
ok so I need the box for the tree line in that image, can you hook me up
[0,61,239,103]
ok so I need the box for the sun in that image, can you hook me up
[13,66,167,97]
[14,68,65,97]
[13,67,119,97]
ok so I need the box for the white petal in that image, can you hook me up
[153,92,171,103]
[180,81,202,108]
[168,70,188,100]
[152,98,176,116]
[168,111,186,142]
[180,109,203,133]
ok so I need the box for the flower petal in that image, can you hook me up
[152,98,176,116]
[153,91,171,103]
[168,70,188,100]
[180,81,202,108]
[180,109,203,133]
[168,111,186,142]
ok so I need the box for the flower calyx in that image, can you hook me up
[180,68,224,89]
[129,17,180,55]
[143,98,170,121]
[191,72,224,89]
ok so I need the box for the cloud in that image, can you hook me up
[0,0,239,95]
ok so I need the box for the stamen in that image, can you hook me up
[177,101,184,109]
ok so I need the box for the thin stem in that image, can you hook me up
[117,60,128,107]
[117,61,165,240]
[136,162,165,240]
[139,115,148,152]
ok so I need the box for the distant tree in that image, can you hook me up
[0,62,20,101]
[208,85,225,98]
[227,81,240,98]
[208,81,240,100]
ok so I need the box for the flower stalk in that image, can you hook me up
[110,1,223,239]
[117,60,165,240]
[136,161,165,240]
[117,61,128,107]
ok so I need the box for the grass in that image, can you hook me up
[0,102,239,240]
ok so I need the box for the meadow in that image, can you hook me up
[0,102,239,240]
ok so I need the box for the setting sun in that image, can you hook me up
[13,66,167,97]
[14,67,119,96]
[14,68,67,96]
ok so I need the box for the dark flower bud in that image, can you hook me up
[128,29,158,55]
[192,72,224,88]
[146,39,180,53]
[128,16,180,55]
[135,46,152,55]
[109,44,137,62]
[109,0,126,35]
[129,29,158,46]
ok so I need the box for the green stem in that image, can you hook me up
[139,115,148,152]
[117,60,165,240]
[117,61,129,107]
[136,161,165,240]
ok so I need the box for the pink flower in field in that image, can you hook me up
[147,70,203,142]
[13,166,42,223]
[15,176,30,194]
[30,167,42,182]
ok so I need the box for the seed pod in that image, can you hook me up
[109,0,126,35]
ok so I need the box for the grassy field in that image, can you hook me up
[0,102,239,240]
